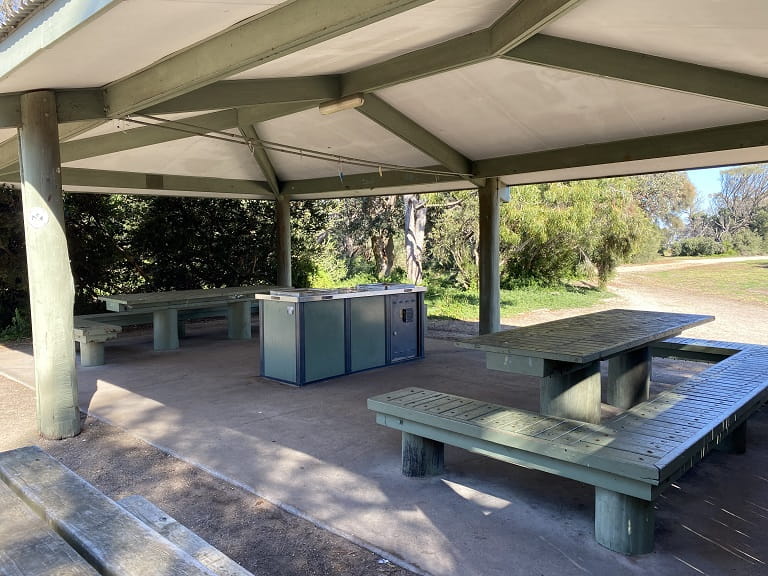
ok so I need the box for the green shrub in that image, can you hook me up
[0,308,31,341]
[670,236,725,256]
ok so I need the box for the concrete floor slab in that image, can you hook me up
[1,320,766,576]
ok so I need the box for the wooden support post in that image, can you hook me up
[716,421,747,454]
[541,361,601,424]
[594,487,654,555]
[227,301,252,339]
[79,342,105,367]
[478,177,500,335]
[607,348,650,410]
[402,432,444,477]
[153,309,179,351]
[18,91,80,439]
[276,194,292,287]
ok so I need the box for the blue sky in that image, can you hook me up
[686,167,723,208]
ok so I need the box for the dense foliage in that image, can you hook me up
[5,164,768,334]
[0,188,328,333]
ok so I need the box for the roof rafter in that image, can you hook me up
[504,35,768,109]
[0,118,106,172]
[141,77,340,115]
[103,0,435,117]
[473,119,768,178]
[281,165,472,198]
[239,124,280,197]
[342,0,584,94]
[0,167,273,199]
[357,93,475,182]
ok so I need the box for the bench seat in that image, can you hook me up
[368,342,768,554]
[650,336,744,363]
[73,318,122,367]
[0,446,224,576]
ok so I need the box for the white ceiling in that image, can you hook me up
[2,0,768,198]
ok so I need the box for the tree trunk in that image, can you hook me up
[404,194,426,284]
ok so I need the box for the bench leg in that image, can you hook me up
[402,432,444,477]
[594,487,654,555]
[607,348,650,410]
[227,301,251,340]
[79,341,105,367]
[716,421,747,454]
[541,360,601,424]
[153,309,179,351]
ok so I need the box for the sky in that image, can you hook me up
[686,167,724,209]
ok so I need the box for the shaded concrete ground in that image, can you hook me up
[1,316,767,576]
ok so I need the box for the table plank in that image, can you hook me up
[456,309,714,363]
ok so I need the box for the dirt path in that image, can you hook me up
[506,256,768,345]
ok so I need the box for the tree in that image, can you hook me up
[404,194,426,284]
[0,185,27,328]
[628,172,696,248]
[710,165,768,240]
[425,191,479,289]
[499,180,654,288]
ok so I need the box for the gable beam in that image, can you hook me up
[103,0,435,117]
[342,0,584,94]
[473,119,768,178]
[0,90,105,128]
[505,35,768,109]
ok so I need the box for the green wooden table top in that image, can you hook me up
[98,286,277,310]
[456,309,714,364]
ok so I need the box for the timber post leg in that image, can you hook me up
[402,432,444,477]
[541,360,601,424]
[227,301,252,339]
[79,341,105,367]
[716,421,747,454]
[607,348,650,410]
[594,487,654,555]
[153,309,179,351]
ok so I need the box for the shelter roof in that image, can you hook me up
[1,0,767,199]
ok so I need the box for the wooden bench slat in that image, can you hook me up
[0,481,99,576]
[369,389,660,481]
[118,495,252,576]
[0,446,218,576]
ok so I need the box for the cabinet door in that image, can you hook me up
[390,293,418,362]
[350,295,386,372]
[262,300,297,383]
[303,300,345,382]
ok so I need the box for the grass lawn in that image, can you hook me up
[643,259,768,305]
[425,283,609,321]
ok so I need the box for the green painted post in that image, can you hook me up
[402,432,444,477]
[276,195,292,287]
[153,309,179,351]
[478,177,500,335]
[594,487,654,555]
[18,91,80,439]
[227,300,252,339]
[607,348,650,409]
[541,361,601,424]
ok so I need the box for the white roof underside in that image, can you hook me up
[2,0,768,198]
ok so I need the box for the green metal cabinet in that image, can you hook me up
[257,287,425,386]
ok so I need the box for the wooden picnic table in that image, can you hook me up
[97,286,276,350]
[456,309,714,423]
